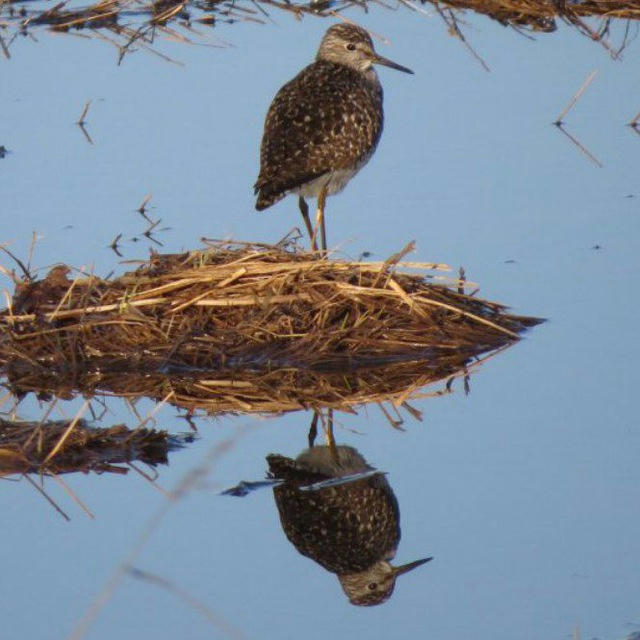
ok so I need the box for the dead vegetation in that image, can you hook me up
[5,347,499,413]
[0,0,638,63]
[0,241,542,413]
[0,417,179,476]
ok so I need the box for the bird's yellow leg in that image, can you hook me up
[324,408,338,462]
[312,184,328,256]
[298,196,317,251]
[308,410,319,448]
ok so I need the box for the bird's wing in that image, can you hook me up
[255,63,382,206]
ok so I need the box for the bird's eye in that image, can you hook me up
[346,43,356,51]
[367,583,377,591]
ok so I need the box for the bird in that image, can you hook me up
[254,23,413,252]
[267,445,431,606]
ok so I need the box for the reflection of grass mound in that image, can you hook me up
[0,241,542,412]
[0,418,177,476]
[4,348,500,413]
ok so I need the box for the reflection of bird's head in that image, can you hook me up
[339,557,432,606]
[317,24,414,76]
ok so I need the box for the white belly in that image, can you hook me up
[294,165,364,199]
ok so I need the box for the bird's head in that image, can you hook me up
[317,23,413,76]
[338,557,432,606]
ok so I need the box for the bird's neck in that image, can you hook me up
[363,66,380,88]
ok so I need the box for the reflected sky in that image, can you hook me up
[1,5,640,640]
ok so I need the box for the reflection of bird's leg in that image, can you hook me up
[325,408,338,462]
[308,411,319,448]
[298,196,317,251]
[311,183,328,255]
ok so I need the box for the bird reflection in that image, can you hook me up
[267,444,431,606]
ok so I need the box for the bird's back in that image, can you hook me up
[255,60,384,210]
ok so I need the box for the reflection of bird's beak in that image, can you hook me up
[372,53,414,75]
[394,557,433,576]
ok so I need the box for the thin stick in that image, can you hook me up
[23,474,71,521]
[50,473,95,519]
[127,567,246,640]
[43,400,90,464]
[77,123,94,146]
[0,245,32,281]
[554,69,598,125]
[0,32,10,59]
[437,7,490,72]
[76,100,91,125]
[67,428,251,640]
[23,399,58,451]
[378,402,405,430]
[554,124,603,168]
[628,110,640,127]
[133,390,174,430]
[128,462,172,499]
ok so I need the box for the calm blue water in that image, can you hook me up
[1,7,639,640]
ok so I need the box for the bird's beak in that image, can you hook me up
[393,557,433,576]
[372,53,414,75]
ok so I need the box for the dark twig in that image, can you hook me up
[74,100,94,144]
[0,32,10,59]
[437,7,490,72]
[77,100,91,125]
[23,473,71,521]
[554,123,603,168]
[109,233,123,257]
[137,194,153,222]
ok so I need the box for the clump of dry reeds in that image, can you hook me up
[0,0,636,63]
[0,241,541,412]
[0,417,177,476]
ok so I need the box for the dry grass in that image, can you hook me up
[0,0,637,63]
[0,417,177,476]
[5,348,498,413]
[0,241,542,413]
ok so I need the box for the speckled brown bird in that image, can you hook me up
[267,445,431,606]
[254,23,413,251]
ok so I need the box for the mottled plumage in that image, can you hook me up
[267,446,430,606]
[255,59,383,210]
[254,23,413,250]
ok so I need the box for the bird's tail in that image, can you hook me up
[254,183,286,211]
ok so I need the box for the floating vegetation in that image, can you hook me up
[0,0,636,63]
[0,417,182,476]
[0,241,542,413]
